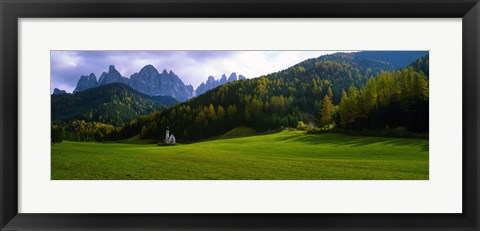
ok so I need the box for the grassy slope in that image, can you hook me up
[116,134,157,144]
[219,126,256,139]
[51,130,429,180]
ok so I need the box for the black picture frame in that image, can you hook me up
[1,0,479,230]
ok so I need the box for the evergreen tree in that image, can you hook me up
[207,104,217,121]
[217,105,226,122]
[51,125,64,144]
[338,90,349,127]
[320,95,334,126]
[327,86,334,98]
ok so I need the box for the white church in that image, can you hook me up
[164,126,176,145]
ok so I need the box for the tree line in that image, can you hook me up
[320,66,428,133]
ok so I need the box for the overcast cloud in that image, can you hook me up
[51,50,339,93]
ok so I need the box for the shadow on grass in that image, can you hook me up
[274,132,429,152]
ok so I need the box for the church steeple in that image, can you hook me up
[165,126,170,140]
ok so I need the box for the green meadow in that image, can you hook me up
[51,130,429,180]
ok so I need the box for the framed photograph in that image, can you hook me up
[1,0,479,230]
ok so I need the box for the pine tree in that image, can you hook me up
[346,85,360,123]
[207,104,217,121]
[195,110,207,126]
[169,109,176,121]
[244,105,251,122]
[320,95,334,126]
[327,86,334,98]
[338,90,350,127]
[217,105,225,122]
[227,104,236,120]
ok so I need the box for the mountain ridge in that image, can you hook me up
[195,72,246,96]
[72,65,194,102]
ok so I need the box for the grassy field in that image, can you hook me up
[51,130,429,180]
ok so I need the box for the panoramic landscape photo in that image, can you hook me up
[51,50,429,180]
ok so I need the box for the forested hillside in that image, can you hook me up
[52,83,177,126]
[335,63,428,133]
[113,53,429,142]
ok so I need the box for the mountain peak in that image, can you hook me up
[73,73,98,93]
[52,88,67,95]
[128,66,193,102]
[219,74,228,84]
[228,72,237,82]
[139,64,159,74]
[97,65,128,87]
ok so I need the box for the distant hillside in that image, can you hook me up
[52,83,177,126]
[268,51,428,103]
[409,55,429,76]
[151,95,179,106]
[353,51,428,68]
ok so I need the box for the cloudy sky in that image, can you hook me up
[50,50,340,93]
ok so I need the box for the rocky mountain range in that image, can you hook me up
[195,72,246,96]
[71,64,245,102]
[72,65,195,102]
